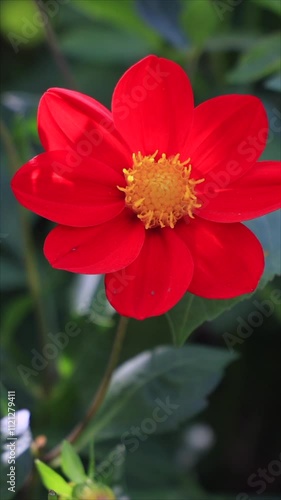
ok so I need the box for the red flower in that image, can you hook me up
[11,56,281,319]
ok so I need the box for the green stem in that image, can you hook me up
[34,0,77,89]
[43,315,129,463]
[185,46,202,83]
[0,120,57,396]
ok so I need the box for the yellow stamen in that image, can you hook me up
[118,151,204,229]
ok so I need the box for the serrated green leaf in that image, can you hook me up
[167,294,242,346]
[35,460,72,498]
[227,33,281,84]
[61,441,87,484]
[76,345,236,449]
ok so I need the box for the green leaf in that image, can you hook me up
[167,294,242,346]
[71,0,159,44]
[264,71,281,92]
[167,209,281,347]
[87,440,95,480]
[119,433,181,491]
[35,460,72,498]
[227,33,281,84]
[182,0,219,45]
[77,345,236,448]
[95,443,126,485]
[129,472,212,500]
[61,441,87,484]
[60,26,156,65]
[0,0,44,46]
[251,0,281,15]
[205,33,258,52]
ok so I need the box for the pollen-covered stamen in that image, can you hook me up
[118,151,204,229]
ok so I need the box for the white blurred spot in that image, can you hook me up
[1,409,30,437]
[185,423,215,451]
[1,409,32,463]
[72,274,101,314]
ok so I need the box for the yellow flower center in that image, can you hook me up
[118,151,204,229]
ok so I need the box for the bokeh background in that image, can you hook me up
[0,0,280,499]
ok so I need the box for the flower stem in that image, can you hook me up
[0,120,58,396]
[33,0,77,89]
[43,315,129,463]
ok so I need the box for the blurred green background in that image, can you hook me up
[0,0,280,499]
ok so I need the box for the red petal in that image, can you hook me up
[11,151,125,226]
[44,211,145,273]
[185,95,268,178]
[38,88,131,171]
[105,228,194,319]
[197,161,281,222]
[176,218,264,298]
[112,55,194,157]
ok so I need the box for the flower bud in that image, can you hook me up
[73,483,116,500]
